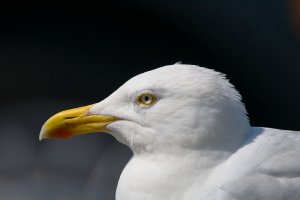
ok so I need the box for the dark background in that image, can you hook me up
[0,0,299,199]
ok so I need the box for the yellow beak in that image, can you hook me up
[39,104,119,140]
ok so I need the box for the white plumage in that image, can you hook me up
[48,64,300,200]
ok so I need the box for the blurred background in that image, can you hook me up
[0,0,300,199]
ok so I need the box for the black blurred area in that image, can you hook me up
[1,0,300,128]
[0,0,300,199]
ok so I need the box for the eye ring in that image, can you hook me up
[136,93,157,107]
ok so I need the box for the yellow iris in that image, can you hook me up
[136,93,157,106]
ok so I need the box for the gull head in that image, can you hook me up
[40,64,250,154]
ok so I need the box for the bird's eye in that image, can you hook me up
[136,93,157,107]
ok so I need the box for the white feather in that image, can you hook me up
[89,64,300,200]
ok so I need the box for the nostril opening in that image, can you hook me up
[65,116,76,120]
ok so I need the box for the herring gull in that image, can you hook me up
[39,64,300,200]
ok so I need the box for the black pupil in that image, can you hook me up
[144,95,149,101]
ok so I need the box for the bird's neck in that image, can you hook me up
[116,149,231,200]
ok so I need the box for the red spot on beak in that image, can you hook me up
[49,127,73,139]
